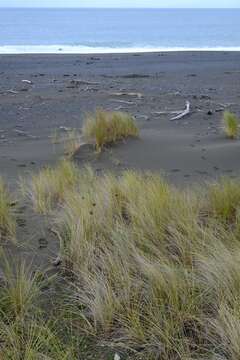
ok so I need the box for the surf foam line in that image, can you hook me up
[1,45,240,54]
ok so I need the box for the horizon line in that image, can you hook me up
[0,6,240,9]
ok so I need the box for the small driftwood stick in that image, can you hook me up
[6,90,19,94]
[110,92,143,99]
[111,99,134,105]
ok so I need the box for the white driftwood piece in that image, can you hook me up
[5,90,19,94]
[59,126,72,132]
[152,101,191,120]
[111,99,134,105]
[170,101,190,121]
[22,80,33,84]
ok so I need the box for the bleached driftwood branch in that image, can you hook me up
[5,90,19,94]
[170,101,190,121]
[22,80,33,84]
[152,101,191,121]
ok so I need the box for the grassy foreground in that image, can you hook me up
[2,160,240,359]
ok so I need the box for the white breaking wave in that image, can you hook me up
[1,45,240,54]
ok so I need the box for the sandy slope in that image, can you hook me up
[0,51,240,186]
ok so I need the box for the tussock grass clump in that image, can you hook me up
[53,170,207,357]
[0,178,16,240]
[22,159,80,214]
[82,109,139,151]
[22,163,240,358]
[223,111,239,139]
[0,320,72,359]
[0,257,42,321]
[207,177,240,223]
[0,251,78,359]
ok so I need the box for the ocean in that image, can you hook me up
[0,8,240,54]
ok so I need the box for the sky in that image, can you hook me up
[0,0,239,7]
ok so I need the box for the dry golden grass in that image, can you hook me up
[0,178,16,240]
[0,250,76,359]
[21,159,81,214]
[82,109,139,151]
[207,177,240,223]
[0,320,72,360]
[0,255,42,321]
[17,162,240,359]
[47,168,240,358]
[223,111,239,139]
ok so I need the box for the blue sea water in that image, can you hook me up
[0,8,240,53]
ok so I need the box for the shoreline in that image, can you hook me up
[1,48,240,55]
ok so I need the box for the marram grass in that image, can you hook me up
[53,169,240,359]
[0,253,76,359]
[15,163,240,359]
[0,254,42,321]
[82,109,139,151]
[207,177,240,223]
[223,111,239,139]
[21,159,81,214]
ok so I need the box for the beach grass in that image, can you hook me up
[21,159,80,214]
[223,111,239,139]
[57,172,240,359]
[0,250,79,359]
[207,177,240,223]
[0,255,43,321]
[0,178,16,240]
[11,163,240,358]
[82,109,139,151]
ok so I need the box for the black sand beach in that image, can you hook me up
[0,51,240,185]
[2,51,240,359]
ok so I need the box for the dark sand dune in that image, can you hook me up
[0,51,240,186]
[75,127,240,185]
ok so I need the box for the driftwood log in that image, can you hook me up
[170,101,190,121]
[153,101,191,121]
[22,79,33,84]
